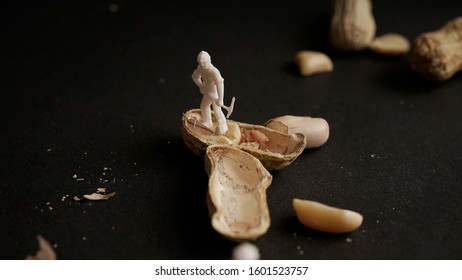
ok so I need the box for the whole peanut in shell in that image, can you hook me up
[329,0,376,51]
[410,17,462,82]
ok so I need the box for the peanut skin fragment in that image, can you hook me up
[293,198,363,233]
[240,129,269,150]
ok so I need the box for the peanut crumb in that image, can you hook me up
[83,192,116,201]
[26,235,57,260]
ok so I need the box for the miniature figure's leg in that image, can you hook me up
[212,102,228,135]
[200,96,213,128]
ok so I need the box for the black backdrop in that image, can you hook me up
[2,0,462,259]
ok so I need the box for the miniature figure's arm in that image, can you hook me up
[191,67,203,87]
[214,70,225,106]
[216,81,224,106]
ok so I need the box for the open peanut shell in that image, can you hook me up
[182,109,306,170]
[237,122,305,170]
[181,109,241,156]
[205,144,272,241]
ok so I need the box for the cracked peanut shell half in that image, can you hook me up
[205,144,272,241]
[182,109,306,170]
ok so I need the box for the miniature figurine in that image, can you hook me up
[192,51,235,135]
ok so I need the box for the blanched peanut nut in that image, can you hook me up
[26,235,57,260]
[293,198,363,233]
[231,242,260,260]
[295,51,333,76]
[264,115,329,149]
[369,33,410,56]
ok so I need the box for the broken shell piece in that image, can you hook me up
[237,122,306,170]
[26,235,57,260]
[182,109,306,170]
[205,145,272,241]
[293,198,363,233]
[96,187,106,193]
[182,109,241,156]
[295,51,334,76]
[83,192,116,201]
[369,33,410,56]
[265,115,329,149]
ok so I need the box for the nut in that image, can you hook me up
[410,17,462,82]
[26,235,57,260]
[231,242,260,260]
[330,0,376,51]
[182,109,306,170]
[264,115,329,149]
[205,145,272,241]
[293,198,363,233]
[295,51,333,76]
[369,33,410,56]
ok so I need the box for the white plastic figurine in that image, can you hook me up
[192,51,235,135]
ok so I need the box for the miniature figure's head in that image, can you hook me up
[197,51,211,69]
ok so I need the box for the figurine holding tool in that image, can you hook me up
[192,51,235,135]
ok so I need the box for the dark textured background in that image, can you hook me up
[1,0,462,259]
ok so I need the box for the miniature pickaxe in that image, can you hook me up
[219,97,236,118]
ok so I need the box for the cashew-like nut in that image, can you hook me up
[295,51,334,77]
[369,33,410,56]
[293,198,363,233]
